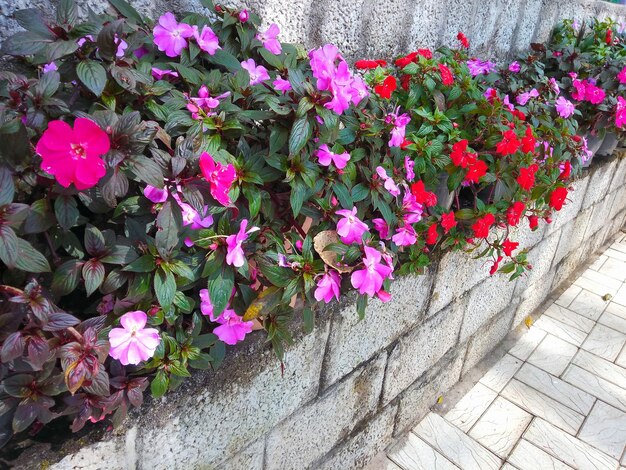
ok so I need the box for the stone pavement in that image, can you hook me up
[378,232,626,470]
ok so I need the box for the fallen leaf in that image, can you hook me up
[524,316,533,329]
[313,230,354,273]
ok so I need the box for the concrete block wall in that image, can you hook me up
[2,0,626,61]
[26,155,624,470]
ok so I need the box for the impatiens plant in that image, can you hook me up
[0,0,622,447]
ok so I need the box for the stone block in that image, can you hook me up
[316,404,398,470]
[382,299,465,404]
[514,270,556,327]
[132,319,330,469]
[553,207,592,266]
[509,219,548,251]
[532,0,559,43]
[461,303,517,375]
[583,159,619,210]
[429,249,491,314]
[441,0,479,48]
[461,274,517,341]
[51,441,125,470]
[472,0,523,58]
[265,353,387,470]
[610,158,626,194]
[316,0,368,59]
[588,192,617,239]
[552,249,584,289]
[407,0,447,50]
[547,175,589,234]
[216,439,264,470]
[393,344,467,436]
[610,186,626,222]
[250,0,314,45]
[511,0,543,52]
[514,230,560,296]
[321,270,435,388]
[363,0,413,59]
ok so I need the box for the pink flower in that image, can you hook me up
[42,62,57,73]
[238,10,249,22]
[152,68,179,80]
[466,59,496,76]
[618,66,626,84]
[256,23,282,55]
[508,61,520,73]
[241,58,270,86]
[376,166,400,197]
[388,112,411,147]
[616,97,626,128]
[226,219,258,267]
[336,207,369,244]
[404,156,415,182]
[314,270,341,303]
[153,12,194,58]
[392,224,416,246]
[115,35,128,57]
[36,118,110,190]
[212,308,253,345]
[585,85,605,104]
[372,218,390,240]
[199,152,237,206]
[77,35,94,47]
[144,185,169,203]
[548,78,560,95]
[571,79,586,101]
[273,76,292,93]
[108,311,161,365]
[555,96,575,118]
[187,86,230,118]
[516,88,539,106]
[316,144,350,169]
[401,193,424,224]
[199,289,214,317]
[350,246,393,297]
[193,25,220,55]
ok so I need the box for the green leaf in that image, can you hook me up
[82,259,105,296]
[332,183,353,209]
[289,182,307,217]
[108,0,144,23]
[242,185,261,218]
[56,0,78,26]
[14,9,55,37]
[356,295,368,320]
[0,167,15,206]
[289,117,312,155]
[208,49,241,72]
[127,155,164,188]
[44,40,79,62]
[14,239,50,273]
[122,254,156,272]
[51,260,83,296]
[269,126,288,156]
[76,60,107,97]
[208,266,234,317]
[54,196,79,230]
[155,201,182,259]
[303,306,314,334]
[169,361,191,377]
[155,268,176,308]
[1,32,51,56]
[0,225,18,268]
[150,370,169,398]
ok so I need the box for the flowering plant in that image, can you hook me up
[0,0,615,446]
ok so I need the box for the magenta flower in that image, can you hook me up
[152,68,179,80]
[42,62,57,73]
[350,246,393,297]
[314,270,341,303]
[402,193,424,224]
[388,112,411,147]
[336,207,369,244]
[241,59,270,86]
[616,97,626,128]
[256,23,282,55]
[36,118,110,190]
[548,78,560,95]
[376,166,400,197]
[153,12,194,57]
[238,10,249,22]
[585,85,605,104]
[372,218,390,240]
[309,44,341,91]
[618,67,626,84]
[77,35,94,47]
[212,308,253,345]
[199,152,237,206]
[115,35,128,57]
[571,79,586,101]
[226,219,259,268]
[503,94,514,111]
[187,86,230,118]
[199,289,214,318]
[466,59,496,76]
[516,88,539,105]
[404,156,415,182]
[316,144,350,169]
[392,224,417,246]
[108,311,161,365]
[555,96,575,118]
[144,185,169,203]
[508,61,520,73]
[193,25,220,55]
[273,76,292,93]
[580,136,593,164]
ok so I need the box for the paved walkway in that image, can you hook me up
[382,232,626,470]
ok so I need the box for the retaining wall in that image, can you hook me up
[7,154,623,469]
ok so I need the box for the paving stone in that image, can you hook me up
[388,432,459,470]
[527,334,578,376]
[514,271,556,327]
[524,418,618,470]
[533,314,587,346]
[589,254,608,271]
[575,271,623,297]
[563,365,626,413]
[605,248,626,262]
[581,324,626,362]
[614,284,626,308]
[598,310,626,334]
[508,438,574,470]
[555,285,583,308]
[501,379,584,435]
[478,353,523,393]
[578,401,626,459]
[568,289,608,321]
[544,303,596,333]
[598,257,626,282]
[469,397,532,458]
[573,349,626,390]
[508,326,547,360]
[413,413,502,470]
[444,383,498,433]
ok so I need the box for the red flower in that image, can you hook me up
[441,211,457,233]
[489,255,503,275]
[374,76,397,99]
[549,186,568,211]
[400,74,411,91]
[417,49,433,60]
[512,110,526,121]
[528,214,539,230]
[607,28,613,45]
[516,164,538,191]
[506,201,526,226]
[465,158,488,183]
[559,161,571,180]
[355,60,380,69]
[496,129,521,156]
[36,118,110,190]
[450,140,476,168]
[438,63,454,86]
[471,213,495,239]
[425,223,439,245]
[376,60,388,67]
[410,181,438,206]
[395,52,418,68]
[400,138,414,150]
[457,32,469,48]
[520,126,536,153]
[502,239,519,257]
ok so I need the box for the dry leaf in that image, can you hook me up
[602,293,613,301]
[436,395,444,404]
[313,230,354,273]
[524,316,533,329]
[243,286,282,321]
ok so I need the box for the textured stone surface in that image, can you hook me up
[514,270,556,327]
[406,0,447,50]
[383,299,466,404]
[265,353,386,470]
[216,439,264,470]
[321,270,435,388]
[547,175,590,234]
[553,209,591,267]
[583,159,619,210]
[511,0,544,52]
[515,230,560,294]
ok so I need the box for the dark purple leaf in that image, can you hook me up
[83,368,110,397]
[82,259,105,296]
[1,332,24,363]
[12,403,36,432]
[26,336,51,370]
[43,312,80,331]
[3,374,33,398]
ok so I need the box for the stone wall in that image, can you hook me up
[2,0,626,61]
[6,154,621,469]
